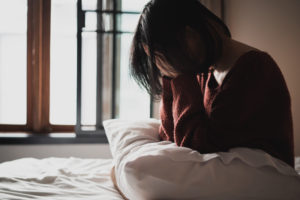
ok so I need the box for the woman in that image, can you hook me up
[130,0,294,167]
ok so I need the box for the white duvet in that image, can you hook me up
[0,156,299,200]
[0,157,122,200]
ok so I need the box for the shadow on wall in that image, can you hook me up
[224,0,300,155]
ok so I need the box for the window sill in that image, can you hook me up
[0,131,108,144]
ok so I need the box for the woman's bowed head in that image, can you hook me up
[130,0,232,98]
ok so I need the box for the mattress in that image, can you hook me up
[0,157,123,200]
[0,157,299,200]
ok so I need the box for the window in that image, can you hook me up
[0,0,27,125]
[76,0,152,134]
[0,0,156,137]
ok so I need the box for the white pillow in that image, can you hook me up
[103,119,300,200]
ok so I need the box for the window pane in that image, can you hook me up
[81,32,97,125]
[82,0,97,10]
[84,12,98,31]
[82,0,113,11]
[102,14,113,32]
[118,14,140,32]
[50,0,77,125]
[83,12,114,32]
[118,34,150,119]
[0,0,27,124]
[121,0,149,11]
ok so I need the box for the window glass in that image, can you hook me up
[83,12,98,31]
[0,0,27,124]
[51,0,151,126]
[118,34,150,119]
[81,32,97,125]
[82,0,98,10]
[50,0,77,125]
[121,0,149,11]
[118,14,140,32]
[116,0,151,119]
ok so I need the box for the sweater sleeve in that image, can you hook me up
[170,74,217,152]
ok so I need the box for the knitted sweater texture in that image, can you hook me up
[159,50,294,167]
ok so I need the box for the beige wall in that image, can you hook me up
[224,0,300,156]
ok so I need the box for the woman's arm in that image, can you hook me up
[169,74,217,152]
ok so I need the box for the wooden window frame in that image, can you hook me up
[0,0,74,133]
[0,0,161,135]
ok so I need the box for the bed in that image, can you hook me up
[1,119,300,200]
[0,157,123,200]
[0,156,300,200]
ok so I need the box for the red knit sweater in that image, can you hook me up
[159,50,294,167]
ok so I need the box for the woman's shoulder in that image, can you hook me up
[244,48,278,65]
[221,49,289,92]
[237,49,291,102]
[231,49,282,78]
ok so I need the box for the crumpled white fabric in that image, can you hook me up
[0,157,123,200]
[103,118,300,200]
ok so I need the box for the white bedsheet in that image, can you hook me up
[0,157,300,200]
[0,157,123,200]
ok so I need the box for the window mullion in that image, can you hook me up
[76,0,83,132]
[111,0,117,118]
[96,0,104,128]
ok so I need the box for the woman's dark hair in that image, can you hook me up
[130,0,231,97]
